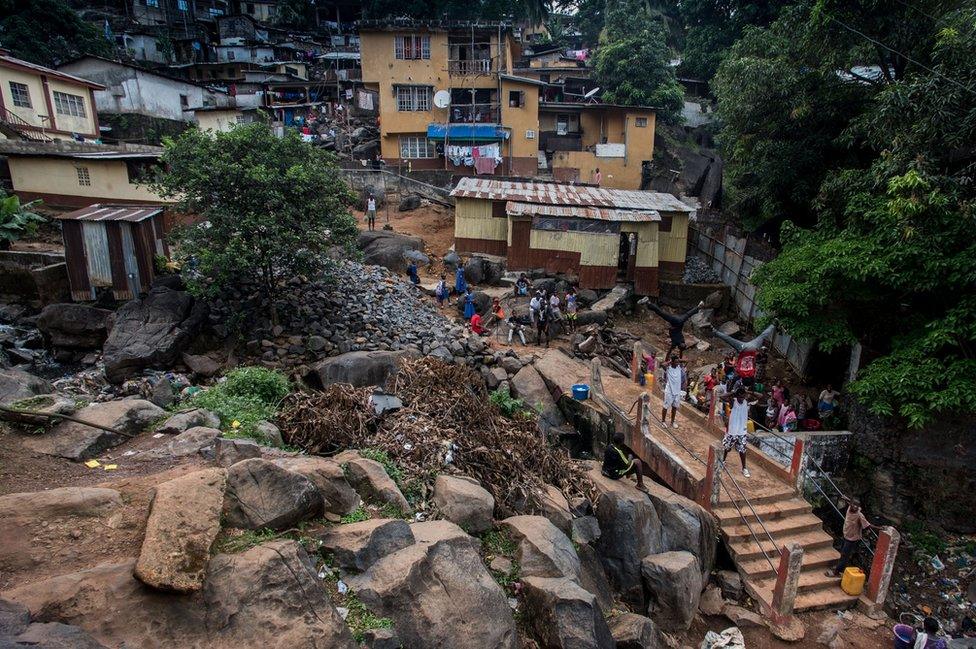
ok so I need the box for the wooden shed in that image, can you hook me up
[56,204,168,301]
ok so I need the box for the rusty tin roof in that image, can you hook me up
[505,201,659,222]
[55,204,163,223]
[451,177,694,213]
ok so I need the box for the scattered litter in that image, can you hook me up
[84,460,101,468]
[336,606,349,620]
[931,556,945,571]
[153,433,165,439]
[700,627,745,649]
[337,580,348,594]
[103,464,117,471]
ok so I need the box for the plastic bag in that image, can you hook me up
[700,627,745,649]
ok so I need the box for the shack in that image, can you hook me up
[56,204,168,301]
[450,178,695,295]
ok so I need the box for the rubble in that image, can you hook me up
[682,256,721,284]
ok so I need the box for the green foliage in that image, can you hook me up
[594,0,683,122]
[344,593,394,643]
[480,528,517,557]
[7,395,55,411]
[154,124,358,324]
[0,0,114,67]
[340,506,370,524]
[902,521,948,558]
[490,558,521,594]
[213,527,280,554]
[748,2,976,425]
[0,192,45,246]
[488,388,527,417]
[189,367,290,444]
[359,448,405,485]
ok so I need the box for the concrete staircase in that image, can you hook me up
[713,488,860,612]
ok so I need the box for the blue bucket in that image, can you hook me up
[893,624,914,649]
[572,384,590,401]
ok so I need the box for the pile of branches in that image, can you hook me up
[277,357,592,515]
[573,324,644,376]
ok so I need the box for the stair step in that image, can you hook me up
[727,529,835,562]
[794,588,860,612]
[724,513,823,541]
[717,488,798,507]
[713,499,811,525]
[753,568,851,596]
[737,546,840,579]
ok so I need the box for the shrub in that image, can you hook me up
[221,366,291,405]
[188,366,289,444]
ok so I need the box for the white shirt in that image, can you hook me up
[529,297,540,311]
[728,397,749,437]
[664,365,683,397]
[367,198,376,211]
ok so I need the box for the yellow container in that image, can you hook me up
[644,373,655,390]
[841,567,865,596]
[747,419,756,433]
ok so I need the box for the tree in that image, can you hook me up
[0,0,113,67]
[0,191,44,251]
[593,0,683,122]
[751,2,976,425]
[153,123,359,325]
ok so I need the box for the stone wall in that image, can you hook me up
[0,251,70,309]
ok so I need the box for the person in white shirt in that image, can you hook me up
[548,292,561,320]
[723,388,751,477]
[529,293,541,328]
[365,193,377,231]
[660,355,685,428]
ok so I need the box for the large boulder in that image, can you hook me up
[24,399,165,461]
[509,365,565,434]
[135,468,227,593]
[272,457,361,515]
[500,515,580,582]
[343,457,410,512]
[318,518,415,572]
[102,286,208,384]
[576,543,614,614]
[643,480,717,579]
[4,542,357,648]
[640,551,702,632]
[608,613,659,649]
[140,426,221,460]
[587,467,663,608]
[432,475,494,534]
[0,487,121,520]
[0,368,52,405]
[347,520,516,649]
[520,576,614,649]
[222,459,321,530]
[156,408,220,435]
[534,484,573,536]
[36,303,112,349]
[358,231,424,272]
[215,438,262,467]
[306,350,412,389]
[4,621,108,648]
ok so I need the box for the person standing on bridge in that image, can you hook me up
[723,387,751,478]
[661,355,685,428]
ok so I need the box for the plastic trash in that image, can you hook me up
[337,580,348,594]
[932,556,945,571]
[700,627,745,649]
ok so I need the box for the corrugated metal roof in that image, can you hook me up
[451,177,694,213]
[0,53,105,90]
[506,201,659,222]
[56,204,163,223]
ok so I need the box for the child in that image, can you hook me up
[565,288,578,331]
[462,288,476,320]
[515,273,529,296]
[454,265,467,303]
[434,274,448,308]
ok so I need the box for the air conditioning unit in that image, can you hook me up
[525,129,536,139]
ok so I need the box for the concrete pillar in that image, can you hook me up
[589,357,605,400]
[631,341,641,382]
[701,441,724,510]
[860,526,900,615]
[770,542,804,624]
[639,392,652,440]
[789,437,806,491]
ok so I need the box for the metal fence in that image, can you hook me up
[689,224,812,376]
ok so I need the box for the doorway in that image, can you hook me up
[618,232,636,280]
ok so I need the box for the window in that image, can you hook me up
[508,90,524,108]
[177,0,187,10]
[179,94,189,108]
[227,50,235,61]
[9,82,31,108]
[635,117,648,127]
[395,34,430,60]
[76,167,91,186]
[53,91,86,118]
[399,136,434,159]
[395,85,431,112]
[126,160,156,184]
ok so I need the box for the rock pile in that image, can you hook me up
[682,256,721,284]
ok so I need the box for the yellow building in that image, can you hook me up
[0,51,103,141]
[0,141,166,208]
[358,19,542,176]
[450,177,695,294]
[190,106,260,132]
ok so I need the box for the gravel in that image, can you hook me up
[682,256,721,284]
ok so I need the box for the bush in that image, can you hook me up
[189,366,290,444]
[221,366,291,405]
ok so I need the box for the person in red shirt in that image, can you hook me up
[470,312,487,336]
[702,368,718,413]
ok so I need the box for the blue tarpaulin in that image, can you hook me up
[426,124,509,141]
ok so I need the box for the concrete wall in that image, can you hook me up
[500,77,540,174]
[59,59,225,121]
[195,109,245,132]
[551,107,655,190]
[0,67,99,137]
[0,251,69,307]
[8,157,165,206]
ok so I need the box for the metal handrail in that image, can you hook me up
[631,397,779,574]
[0,107,54,141]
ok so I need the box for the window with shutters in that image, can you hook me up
[9,82,31,108]
[399,136,435,159]
[76,167,91,186]
[53,91,86,118]
[395,34,430,60]
[395,86,431,111]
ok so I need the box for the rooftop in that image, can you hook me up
[0,140,163,160]
[451,178,694,214]
[55,204,163,223]
[356,18,512,32]
[0,51,104,90]
[505,201,659,223]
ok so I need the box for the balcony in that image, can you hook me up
[450,103,500,124]
[449,59,492,75]
[539,130,582,151]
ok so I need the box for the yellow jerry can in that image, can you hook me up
[841,567,865,596]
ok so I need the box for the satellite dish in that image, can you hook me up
[433,90,451,108]
[584,87,600,102]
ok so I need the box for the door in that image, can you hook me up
[82,222,112,289]
[508,218,531,269]
[618,232,636,279]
